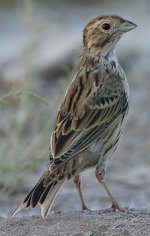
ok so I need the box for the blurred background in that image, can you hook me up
[0,0,150,217]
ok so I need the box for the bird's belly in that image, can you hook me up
[88,114,127,167]
[61,114,127,178]
[102,116,126,156]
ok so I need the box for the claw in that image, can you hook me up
[111,201,125,212]
[82,204,90,211]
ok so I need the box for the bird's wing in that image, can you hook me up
[50,65,128,171]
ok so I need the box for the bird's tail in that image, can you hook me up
[11,175,65,218]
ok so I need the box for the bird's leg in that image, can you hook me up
[95,172,124,212]
[73,175,89,210]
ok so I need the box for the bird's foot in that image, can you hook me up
[101,202,125,213]
[111,201,125,212]
[81,204,91,212]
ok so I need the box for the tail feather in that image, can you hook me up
[40,180,64,218]
[30,182,45,208]
[11,202,27,217]
[23,182,39,207]
[11,177,65,218]
[40,181,57,204]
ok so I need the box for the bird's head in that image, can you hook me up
[83,15,137,56]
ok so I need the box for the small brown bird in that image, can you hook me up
[12,15,137,218]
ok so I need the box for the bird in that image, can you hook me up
[11,15,137,218]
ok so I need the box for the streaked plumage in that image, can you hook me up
[11,15,137,218]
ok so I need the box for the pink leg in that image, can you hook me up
[96,172,124,212]
[73,175,89,210]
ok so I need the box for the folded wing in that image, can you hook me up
[50,66,128,171]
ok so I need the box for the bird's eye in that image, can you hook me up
[102,23,111,30]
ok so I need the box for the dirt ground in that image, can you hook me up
[0,209,150,236]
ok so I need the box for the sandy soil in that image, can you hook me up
[0,209,150,236]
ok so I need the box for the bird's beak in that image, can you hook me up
[119,20,137,32]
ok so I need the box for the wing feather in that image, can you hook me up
[50,64,129,171]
